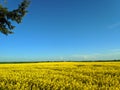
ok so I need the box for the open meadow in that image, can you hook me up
[0,62,120,90]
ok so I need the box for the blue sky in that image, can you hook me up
[1,0,120,61]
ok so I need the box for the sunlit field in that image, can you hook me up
[0,62,120,90]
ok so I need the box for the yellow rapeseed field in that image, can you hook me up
[0,62,120,90]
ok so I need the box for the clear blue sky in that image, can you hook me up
[1,0,120,61]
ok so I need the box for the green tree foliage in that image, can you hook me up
[0,0,30,35]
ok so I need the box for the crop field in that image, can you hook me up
[0,62,120,90]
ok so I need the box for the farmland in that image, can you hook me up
[0,62,120,90]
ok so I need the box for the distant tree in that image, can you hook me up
[0,0,30,35]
